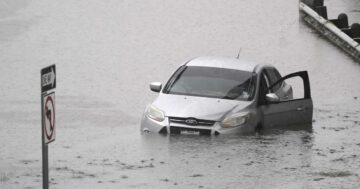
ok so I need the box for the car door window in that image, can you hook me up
[268,71,311,101]
[258,73,270,105]
[265,68,282,92]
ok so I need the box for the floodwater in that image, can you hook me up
[0,0,359,188]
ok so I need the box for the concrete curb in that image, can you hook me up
[299,2,360,62]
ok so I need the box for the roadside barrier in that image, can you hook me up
[299,0,360,62]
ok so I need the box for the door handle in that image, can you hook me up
[297,106,304,111]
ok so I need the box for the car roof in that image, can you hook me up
[185,56,267,72]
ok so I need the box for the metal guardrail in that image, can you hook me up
[299,1,360,62]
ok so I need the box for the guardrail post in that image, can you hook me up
[351,23,360,43]
[313,0,323,7]
[338,13,349,29]
[315,6,327,19]
[351,23,360,38]
[301,0,323,8]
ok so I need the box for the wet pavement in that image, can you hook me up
[0,0,360,188]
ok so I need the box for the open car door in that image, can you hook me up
[261,71,313,128]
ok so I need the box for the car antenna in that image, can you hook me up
[236,48,242,59]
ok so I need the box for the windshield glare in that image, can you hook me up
[164,66,256,100]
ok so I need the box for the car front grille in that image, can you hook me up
[168,117,215,127]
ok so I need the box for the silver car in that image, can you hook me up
[141,57,313,135]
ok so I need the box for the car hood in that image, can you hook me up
[152,94,252,121]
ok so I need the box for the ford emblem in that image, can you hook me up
[185,118,198,126]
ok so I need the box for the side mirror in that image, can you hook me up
[266,93,280,103]
[150,82,162,92]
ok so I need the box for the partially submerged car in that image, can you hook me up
[141,57,313,135]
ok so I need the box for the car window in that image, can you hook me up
[164,66,256,100]
[262,72,270,91]
[162,65,186,93]
[267,71,312,101]
[264,68,282,92]
[258,73,270,105]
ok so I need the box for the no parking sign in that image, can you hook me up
[43,92,55,144]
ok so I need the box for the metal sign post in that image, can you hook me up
[41,65,56,189]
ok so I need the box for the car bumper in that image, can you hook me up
[140,114,253,135]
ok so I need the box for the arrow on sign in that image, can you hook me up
[42,67,56,87]
[50,66,55,88]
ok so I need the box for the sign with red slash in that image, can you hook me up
[43,92,55,144]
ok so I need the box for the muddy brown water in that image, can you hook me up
[0,0,359,188]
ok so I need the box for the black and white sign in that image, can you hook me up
[41,65,56,93]
[43,92,55,144]
[40,65,57,189]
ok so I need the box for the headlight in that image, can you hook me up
[220,112,249,127]
[147,105,165,122]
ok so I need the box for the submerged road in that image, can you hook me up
[0,0,359,188]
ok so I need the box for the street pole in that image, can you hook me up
[41,79,49,189]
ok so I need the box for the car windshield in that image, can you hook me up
[164,66,256,100]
